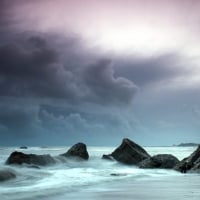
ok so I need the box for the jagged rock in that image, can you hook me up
[104,138,150,165]
[174,145,200,173]
[0,169,16,182]
[139,154,179,169]
[6,151,56,166]
[60,143,89,160]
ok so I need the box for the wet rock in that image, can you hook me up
[174,145,200,173]
[60,143,89,160]
[6,151,56,166]
[0,169,16,182]
[104,138,150,165]
[139,154,179,169]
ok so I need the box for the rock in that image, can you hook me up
[174,145,200,173]
[6,151,56,166]
[0,169,16,182]
[176,143,199,147]
[102,154,114,161]
[110,173,127,176]
[191,162,200,172]
[19,146,28,149]
[139,154,179,169]
[105,138,150,165]
[60,143,89,160]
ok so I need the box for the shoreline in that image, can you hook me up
[41,173,200,200]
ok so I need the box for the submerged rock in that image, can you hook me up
[60,143,89,160]
[6,151,56,166]
[104,138,150,165]
[174,145,200,173]
[139,154,179,169]
[0,169,16,182]
[19,146,28,149]
[110,173,127,176]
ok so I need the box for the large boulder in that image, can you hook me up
[139,154,179,169]
[6,151,56,166]
[0,169,16,182]
[174,145,200,173]
[60,143,89,160]
[104,138,150,165]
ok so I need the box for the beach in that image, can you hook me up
[0,146,199,200]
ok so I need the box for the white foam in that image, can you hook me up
[0,146,198,200]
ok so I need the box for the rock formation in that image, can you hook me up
[139,154,179,169]
[0,169,16,182]
[60,142,89,160]
[174,145,200,173]
[6,151,56,166]
[103,138,150,165]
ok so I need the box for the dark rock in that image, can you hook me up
[176,143,199,147]
[174,145,200,173]
[6,151,56,166]
[102,154,114,161]
[139,154,179,169]
[0,169,16,182]
[60,143,89,160]
[110,173,127,176]
[20,146,28,149]
[105,138,150,165]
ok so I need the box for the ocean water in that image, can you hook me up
[0,146,199,200]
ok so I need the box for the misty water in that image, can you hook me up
[0,146,200,200]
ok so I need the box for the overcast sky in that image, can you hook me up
[0,0,200,146]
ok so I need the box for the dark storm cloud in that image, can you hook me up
[0,33,80,100]
[37,103,139,145]
[0,27,193,144]
[82,59,138,104]
[0,98,41,137]
[114,53,189,87]
[1,0,199,145]
[0,29,139,142]
[0,30,139,105]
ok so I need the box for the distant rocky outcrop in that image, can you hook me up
[19,146,28,149]
[174,145,200,173]
[103,138,150,165]
[6,151,56,166]
[176,143,199,147]
[0,169,16,182]
[139,154,179,169]
[60,143,89,160]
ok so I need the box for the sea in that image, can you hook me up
[0,146,200,200]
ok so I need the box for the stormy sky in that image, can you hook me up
[0,0,200,146]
